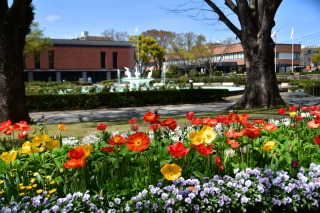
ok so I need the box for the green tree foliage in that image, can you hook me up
[24,22,52,56]
[142,29,176,50]
[311,48,320,66]
[129,34,165,73]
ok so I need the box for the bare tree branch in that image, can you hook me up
[204,0,241,39]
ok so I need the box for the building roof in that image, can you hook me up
[51,39,134,48]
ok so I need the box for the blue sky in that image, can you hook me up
[15,0,320,46]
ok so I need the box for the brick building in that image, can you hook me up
[164,43,301,74]
[24,39,135,82]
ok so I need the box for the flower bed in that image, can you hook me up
[1,105,320,212]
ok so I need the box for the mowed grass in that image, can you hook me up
[29,108,285,140]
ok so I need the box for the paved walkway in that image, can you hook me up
[30,94,320,124]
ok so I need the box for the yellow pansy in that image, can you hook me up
[262,141,276,151]
[160,163,182,181]
[0,150,18,162]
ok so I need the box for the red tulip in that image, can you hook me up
[278,108,286,115]
[313,135,320,145]
[186,112,194,120]
[288,105,297,111]
[196,144,212,156]
[168,142,190,158]
[96,123,107,131]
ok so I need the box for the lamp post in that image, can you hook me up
[189,78,193,89]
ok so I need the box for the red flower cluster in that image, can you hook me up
[0,120,30,139]
[161,117,178,131]
[64,159,86,169]
[195,144,212,156]
[128,117,139,131]
[64,151,86,169]
[215,156,224,171]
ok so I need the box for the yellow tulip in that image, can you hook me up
[36,189,43,194]
[160,163,182,181]
[0,150,17,162]
[200,125,216,145]
[262,141,276,151]
[190,131,203,146]
[289,112,296,118]
[20,141,33,154]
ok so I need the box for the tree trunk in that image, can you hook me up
[234,35,286,109]
[203,0,285,109]
[0,0,34,123]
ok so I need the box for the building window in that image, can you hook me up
[113,52,118,69]
[100,52,106,69]
[48,50,54,69]
[34,52,40,69]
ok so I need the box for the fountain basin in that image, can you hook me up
[122,77,154,90]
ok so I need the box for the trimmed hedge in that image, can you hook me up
[27,89,229,111]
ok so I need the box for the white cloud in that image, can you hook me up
[45,15,61,22]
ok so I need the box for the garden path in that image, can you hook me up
[30,95,320,124]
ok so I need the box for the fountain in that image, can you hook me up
[121,67,154,90]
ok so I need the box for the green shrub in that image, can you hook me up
[27,89,229,111]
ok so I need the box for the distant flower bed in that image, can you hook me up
[1,105,320,212]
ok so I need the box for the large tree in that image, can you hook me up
[0,0,34,123]
[201,0,285,108]
[168,32,206,76]
[129,34,165,73]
